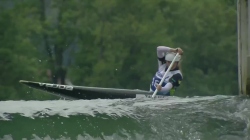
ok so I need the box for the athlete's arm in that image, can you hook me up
[160,83,173,92]
[157,46,179,67]
[159,73,183,92]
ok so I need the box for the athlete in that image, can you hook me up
[150,46,183,96]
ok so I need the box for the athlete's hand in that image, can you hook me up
[175,48,183,55]
[156,84,162,91]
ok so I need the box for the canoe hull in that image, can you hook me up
[19,80,158,100]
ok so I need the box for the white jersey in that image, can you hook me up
[155,64,182,84]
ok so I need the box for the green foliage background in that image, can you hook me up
[0,0,238,100]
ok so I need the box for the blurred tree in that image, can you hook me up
[0,0,238,100]
[0,0,53,100]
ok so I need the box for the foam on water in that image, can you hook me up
[0,95,249,140]
[0,95,230,120]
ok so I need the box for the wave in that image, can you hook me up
[0,95,249,140]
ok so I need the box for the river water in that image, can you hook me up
[0,95,249,140]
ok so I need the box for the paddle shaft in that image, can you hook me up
[151,53,180,98]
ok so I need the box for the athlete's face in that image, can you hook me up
[166,61,178,70]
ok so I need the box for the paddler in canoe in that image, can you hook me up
[150,46,184,96]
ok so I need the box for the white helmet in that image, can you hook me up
[165,53,181,62]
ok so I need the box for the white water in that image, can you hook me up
[0,95,235,120]
[0,95,249,140]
